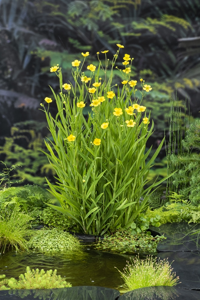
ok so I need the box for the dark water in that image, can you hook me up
[0,245,142,290]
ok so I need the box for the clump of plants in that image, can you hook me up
[117,255,180,293]
[41,44,173,236]
[94,229,166,254]
[28,228,83,254]
[0,267,72,290]
[0,206,34,253]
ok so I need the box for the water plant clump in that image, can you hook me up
[117,255,180,293]
[94,229,166,254]
[41,44,174,236]
[0,267,72,290]
[28,227,83,254]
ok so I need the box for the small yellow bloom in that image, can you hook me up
[50,66,59,72]
[143,84,152,92]
[101,50,109,53]
[113,108,123,117]
[62,83,71,90]
[116,44,124,48]
[125,106,135,115]
[114,54,118,58]
[123,67,131,74]
[101,122,109,129]
[81,76,91,83]
[90,99,101,107]
[143,117,149,124]
[65,134,76,142]
[125,120,136,127]
[128,80,137,88]
[96,52,100,55]
[93,138,101,146]
[44,97,52,103]
[87,64,96,72]
[98,96,105,102]
[140,78,143,82]
[107,91,115,99]
[82,179,86,183]
[77,101,85,108]
[132,104,140,110]
[72,60,81,67]
[137,106,146,112]
[123,55,131,61]
[122,80,128,85]
[122,61,129,65]
[81,52,89,57]
[89,87,96,94]
[93,82,101,87]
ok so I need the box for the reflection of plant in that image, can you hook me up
[0,266,72,290]
[95,229,166,254]
[117,255,180,292]
[0,206,33,253]
[28,228,83,254]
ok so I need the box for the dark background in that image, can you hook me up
[0,0,200,187]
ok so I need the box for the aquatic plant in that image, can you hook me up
[28,228,82,254]
[41,44,174,236]
[0,267,72,290]
[117,255,180,292]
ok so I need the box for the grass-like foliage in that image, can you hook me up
[0,206,33,253]
[28,228,82,254]
[94,229,166,254]
[0,266,72,290]
[117,255,180,293]
[41,44,174,236]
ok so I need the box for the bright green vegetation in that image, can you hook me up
[28,228,83,254]
[0,206,34,253]
[94,230,166,254]
[0,267,72,290]
[117,255,180,293]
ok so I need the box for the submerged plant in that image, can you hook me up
[117,255,180,293]
[0,267,72,290]
[41,44,174,235]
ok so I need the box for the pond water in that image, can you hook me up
[0,244,148,290]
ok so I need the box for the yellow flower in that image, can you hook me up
[44,97,53,103]
[140,78,143,82]
[77,101,85,108]
[101,122,109,129]
[96,52,100,55]
[132,104,140,110]
[123,55,131,61]
[62,83,71,90]
[81,76,91,83]
[81,52,89,57]
[123,67,131,74]
[101,50,109,53]
[107,91,115,99]
[65,134,76,142]
[83,179,86,183]
[116,44,124,48]
[98,96,105,102]
[113,108,123,117]
[143,117,149,124]
[128,80,137,88]
[137,106,146,112]
[143,84,152,92]
[72,60,81,67]
[93,82,101,87]
[125,106,135,115]
[125,120,136,127]
[93,138,101,146]
[114,54,118,58]
[122,80,128,85]
[90,99,101,107]
[50,66,59,72]
[122,61,129,65]
[89,87,96,94]
[87,64,96,72]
